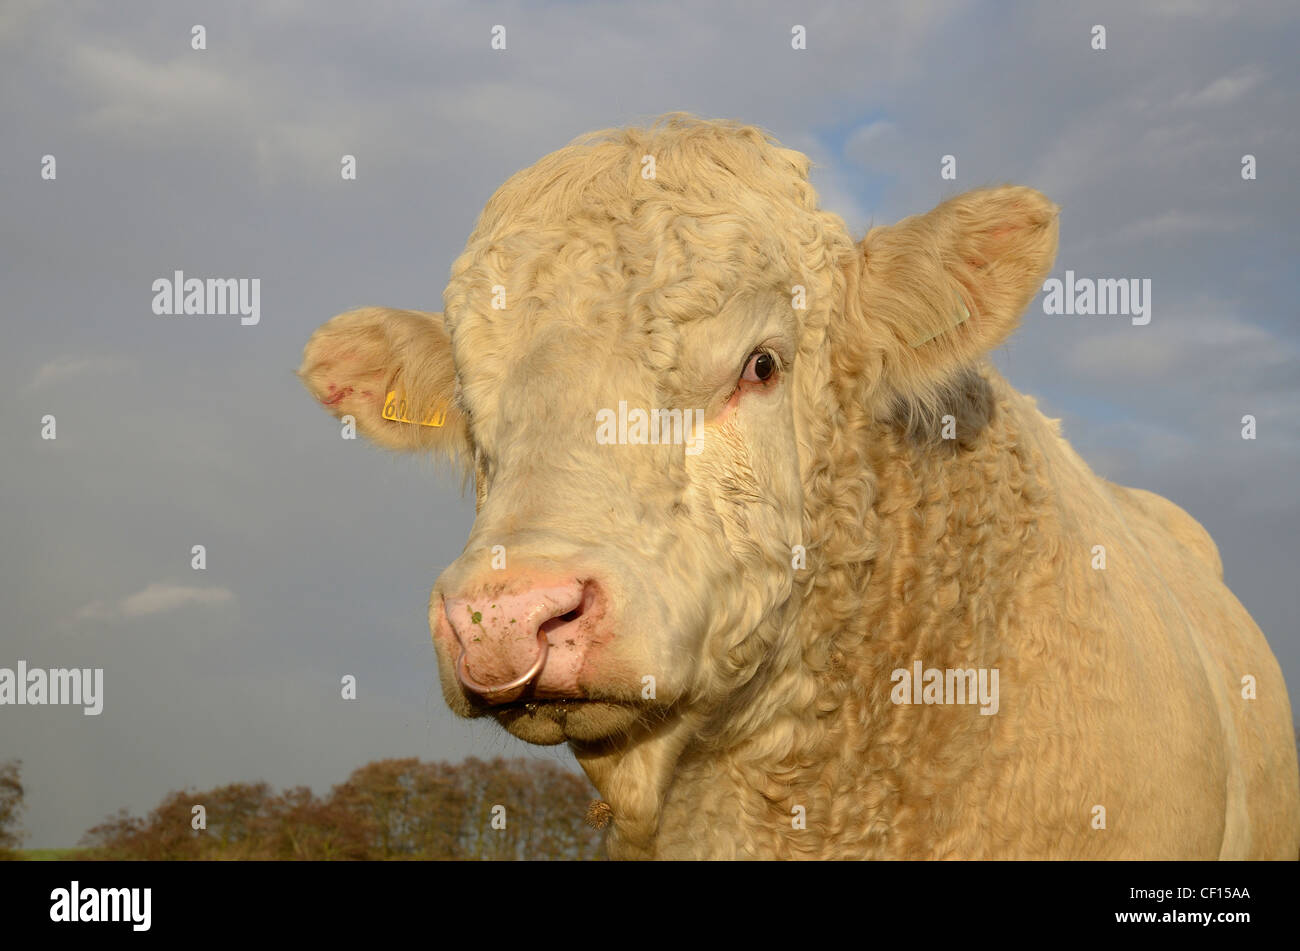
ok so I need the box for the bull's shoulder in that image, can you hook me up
[1106,483,1223,579]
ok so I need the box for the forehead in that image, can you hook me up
[442,120,820,345]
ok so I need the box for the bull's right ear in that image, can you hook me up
[845,186,1058,403]
[298,307,467,455]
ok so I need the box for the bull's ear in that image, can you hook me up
[851,186,1058,397]
[298,307,467,455]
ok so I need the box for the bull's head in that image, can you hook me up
[299,116,1057,763]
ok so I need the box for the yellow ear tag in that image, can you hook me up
[908,298,971,348]
[383,391,448,428]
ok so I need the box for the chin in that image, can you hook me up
[491,699,644,745]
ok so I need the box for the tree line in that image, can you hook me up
[0,757,607,860]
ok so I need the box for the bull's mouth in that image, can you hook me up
[492,697,601,713]
[486,697,644,745]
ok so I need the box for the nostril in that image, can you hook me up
[563,579,603,622]
[539,607,580,638]
[537,581,596,636]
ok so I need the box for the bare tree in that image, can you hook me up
[0,760,23,858]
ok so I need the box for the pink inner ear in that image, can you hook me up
[979,222,1026,255]
[321,384,353,406]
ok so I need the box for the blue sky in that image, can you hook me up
[2,0,1297,847]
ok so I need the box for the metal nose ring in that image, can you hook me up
[455,628,550,695]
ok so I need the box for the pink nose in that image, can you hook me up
[442,579,600,703]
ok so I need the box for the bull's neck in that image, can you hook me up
[816,372,1057,673]
[577,375,1059,858]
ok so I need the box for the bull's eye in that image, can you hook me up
[741,349,779,384]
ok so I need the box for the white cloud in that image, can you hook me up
[25,355,128,392]
[1104,210,1243,247]
[69,43,250,128]
[1063,307,1293,383]
[76,584,235,621]
[1180,68,1264,107]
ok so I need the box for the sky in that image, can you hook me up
[1,0,1297,848]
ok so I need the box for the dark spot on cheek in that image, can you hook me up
[887,368,994,452]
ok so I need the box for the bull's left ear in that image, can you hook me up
[849,185,1058,396]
